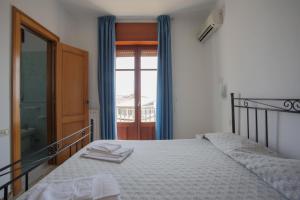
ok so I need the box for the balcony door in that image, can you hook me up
[116,46,157,140]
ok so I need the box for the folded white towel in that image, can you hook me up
[26,174,120,200]
[90,143,121,153]
[87,147,133,158]
[81,148,134,163]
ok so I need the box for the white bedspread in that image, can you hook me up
[19,139,286,200]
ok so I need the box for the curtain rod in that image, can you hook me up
[116,16,174,23]
[116,17,156,23]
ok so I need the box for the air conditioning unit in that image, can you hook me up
[198,9,223,42]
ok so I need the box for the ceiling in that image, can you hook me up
[59,0,217,18]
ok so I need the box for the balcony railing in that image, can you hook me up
[117,106,156,122]
[117,107,135,122]
[141,106,156,122]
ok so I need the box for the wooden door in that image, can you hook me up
[56,43,89,164]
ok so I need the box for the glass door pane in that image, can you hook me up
[141,54,157,122]
[116,56,134,70]
[20,27,48,164]
[116,56,135,122]
[141,71,157,122]
[141,56,157,69]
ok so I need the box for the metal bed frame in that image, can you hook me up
[1,93,300,199]
[231,93,300,147]
[0,119,94,200]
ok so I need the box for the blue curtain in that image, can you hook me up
[98,16,116,140]
[156,15,173,140]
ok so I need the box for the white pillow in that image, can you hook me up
[204,132,276,156]
[205,132,300,200]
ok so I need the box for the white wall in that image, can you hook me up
[171,14,214,139]
[0,0,82,191]
[206,0,300,158]
[59,5,215,139]
[61,13,215,140]
[0,0,12,191]
[61,14,99,110]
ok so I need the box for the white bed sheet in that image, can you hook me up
[18,139,286,200]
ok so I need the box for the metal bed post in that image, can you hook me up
[255,108,258,142]
[231,93,236,133]
[265,110,269,147]
[246,107,250,139]
[4,185,8,200]
[25,172,29,191]
[90,119,94,142]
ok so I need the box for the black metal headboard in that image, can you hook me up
[230,93,300,147]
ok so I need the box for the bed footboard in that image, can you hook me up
[0,119,94,200]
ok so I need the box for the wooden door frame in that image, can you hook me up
[116,45,157,139]
[11,7,59,195]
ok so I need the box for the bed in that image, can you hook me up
[18,138,288,200]
[1,93,300,200]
